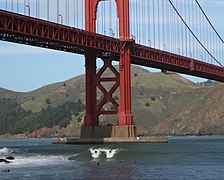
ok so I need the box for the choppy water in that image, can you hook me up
[1,136,224,179]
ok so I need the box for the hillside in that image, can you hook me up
[0,65,222,137]
[151,84,224,135]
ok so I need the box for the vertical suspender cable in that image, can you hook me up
[184,0,187,56]
[130,0,132,38]
[153,0,155,47]
[73,0,76,27]
[138,0,140,43]
[210,26,213,64]
[136,0,138,42]
[109,0,112,36]
[171,1,173,51]
[162,0,165,50]
[105,2,107,35]
[11,0,13,11]
[180,1,183,55]
[101,2,104,34]
[206,15,209,62]
[199,5,202,60]
[104,2,106,34]
[65,0,67,25]
[219,38,221,64]
[187,0,191,57]
[116,1,118,37]
[133,0,135,39]
[24,0,26,14]
[140,0,142,41]
[192,1,194,58]
[170,1,172,52]
[202,10,205,61]
[170,2,172,51]
[17,0,19,13]
[195,1,198,59]
[132,0,134,39]
[221,43,224,64]
[67,0,68,25]
[68,0,70,25]
[77,0,79,28]
[35,0,37,17]
[96,2,99,33]
[81,0,83,29]
[148,0,150,46]
[57,0,59,23]
[212,25,214,64]
[176,0,179,54]
[37,0,40,18]
[188,0,191,57]
[27,0,29,15]
[216,36,218,64]
[142,0,145,44]
[174,0,177,53]
[37,0,39,18]
[167,0,170,51]
[157,0,160,49]
[140,0,142,43]
[102,2,104,34]
[47,0,49,20]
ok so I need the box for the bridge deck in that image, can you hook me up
[0,10,223,82]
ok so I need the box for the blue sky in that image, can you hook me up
[0,0,223,92]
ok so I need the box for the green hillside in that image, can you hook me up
[0,97,84,135]
[0,65,222,137]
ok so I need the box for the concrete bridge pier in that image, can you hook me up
[80,125,137,139]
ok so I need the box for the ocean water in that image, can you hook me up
[1,136,224,179]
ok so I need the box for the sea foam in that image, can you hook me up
[89,147,119,159]
[0,147,10,155]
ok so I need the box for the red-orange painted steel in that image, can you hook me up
[96,53,120,117]
[115,0,134,125]
[118,40,134,125]
[0,9,223,127]
[84,0,134,126]
[1,10,223,82]
[84,50,97,126]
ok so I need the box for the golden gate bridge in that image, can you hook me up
[0,0,223,140]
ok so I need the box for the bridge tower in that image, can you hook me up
[82,0,136,138]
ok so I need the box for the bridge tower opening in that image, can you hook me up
[83,0,135,138]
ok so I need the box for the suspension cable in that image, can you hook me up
[195,0,224,44]
[168,0,223,67]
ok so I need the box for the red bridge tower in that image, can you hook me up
[82,0,136,138]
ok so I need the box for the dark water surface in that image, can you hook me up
[1,136,224,179]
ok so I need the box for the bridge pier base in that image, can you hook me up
[80,125,136,138]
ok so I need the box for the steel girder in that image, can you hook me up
[0,10,121,55]
[0,10,223,82]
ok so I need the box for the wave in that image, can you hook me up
[0,147,10,155]
[0,147,26,156]
[89,147,120,159]
[0,147,73,168]
[0,154,71,168]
